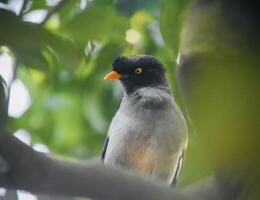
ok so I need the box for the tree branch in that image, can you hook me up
[18,0,29,17]
[0,133,190,200]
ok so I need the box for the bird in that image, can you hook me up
[102,55,188,186]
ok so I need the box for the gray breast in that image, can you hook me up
[104,87,188,184]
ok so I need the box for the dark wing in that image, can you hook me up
[101,136,109,161]
[171,149,185,187]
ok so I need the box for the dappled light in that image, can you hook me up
[17,191,37,200]
[125,29,141,44]
[0,52,13,84]
[9,80,31,118]
[14,129,31,145]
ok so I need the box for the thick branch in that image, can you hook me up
[0,133,189,200]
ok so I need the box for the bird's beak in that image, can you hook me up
[104,70,121,80]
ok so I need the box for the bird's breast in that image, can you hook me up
[105,105,185,166]
[104,90,188,183]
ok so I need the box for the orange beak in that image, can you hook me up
[104,70,121,80]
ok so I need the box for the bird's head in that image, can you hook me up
[104,55,168,94]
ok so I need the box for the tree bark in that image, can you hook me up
[177,0,260,199]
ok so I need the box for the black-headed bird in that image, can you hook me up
[102,55,188,186]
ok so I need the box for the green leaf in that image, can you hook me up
[15,49,48,70]
[116,0,162,15]
[94,43,119,74]
[64,5,129,43]
[0,8,80,70]
[160,0,190,55]
[28,0,49,11]
[58,0,80,26]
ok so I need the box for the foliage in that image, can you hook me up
[160,0,190,55]
[0,0,211,191]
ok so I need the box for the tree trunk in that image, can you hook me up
[177,0,260,199]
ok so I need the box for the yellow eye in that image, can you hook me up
[134,67,143,74]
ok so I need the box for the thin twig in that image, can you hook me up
[41,0,68,25]
[18,0,29,17]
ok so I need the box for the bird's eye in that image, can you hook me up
[134,67,143,75]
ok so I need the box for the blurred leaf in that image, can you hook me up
[0,8,80,70]
[27,0,49,12]
[15,49,48,70]
[50,92,84,150]
[0,0,8,4]
[160,0,190,55]
[58,0,80,26]
[64,5,129,43]
[83,93,107,134]
[95,43,120,74]
[179,134,213,186]
[116,0,161,15]
[95,0,113,6]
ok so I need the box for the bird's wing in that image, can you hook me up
[171,149,185,186]
[101,136,109,161]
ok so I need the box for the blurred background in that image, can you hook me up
[0,0,212,199]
